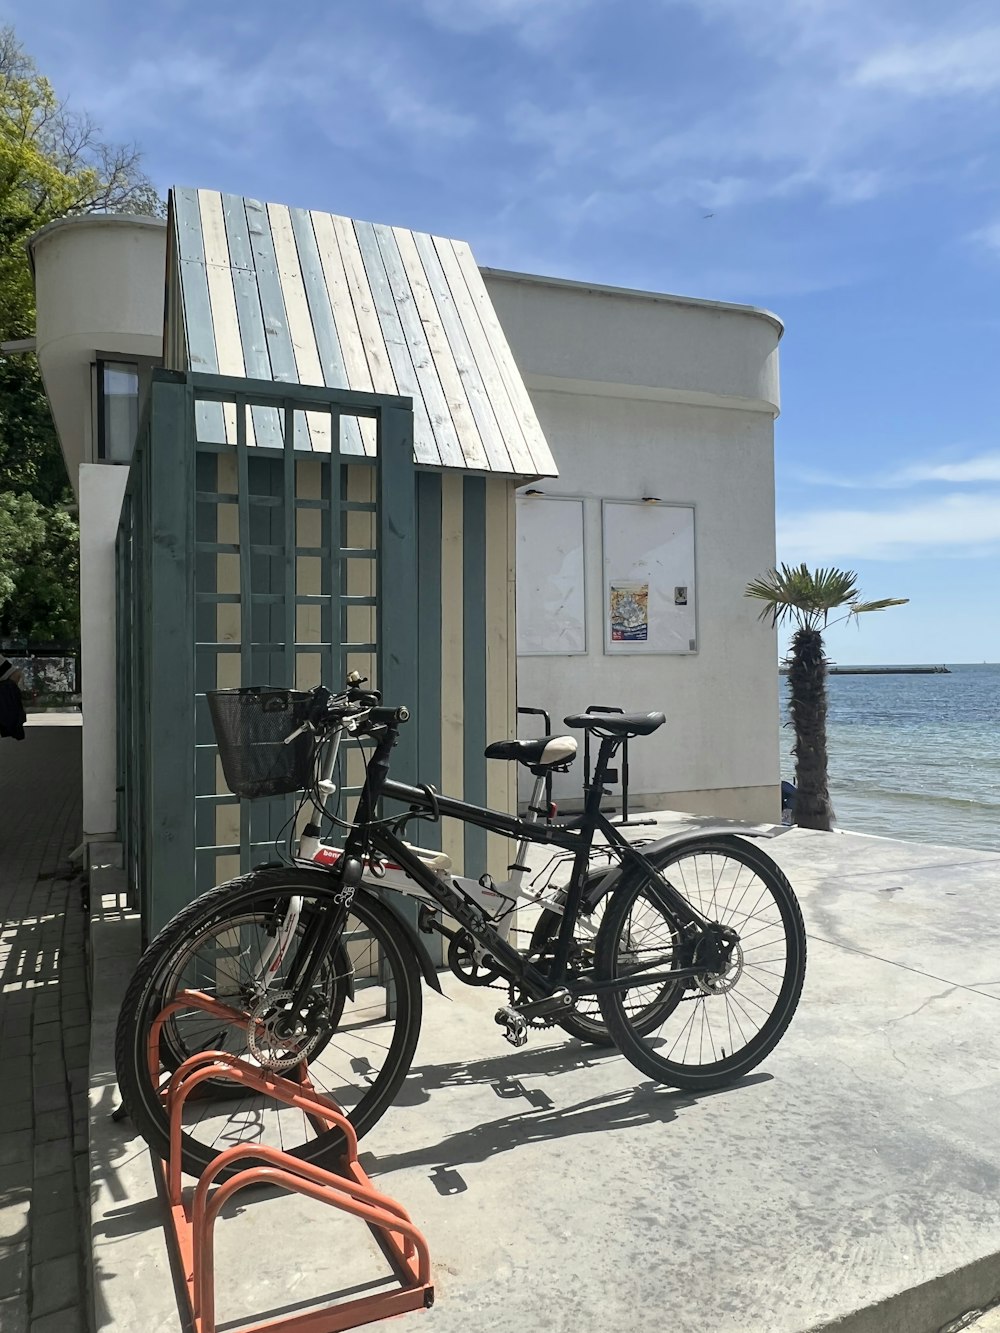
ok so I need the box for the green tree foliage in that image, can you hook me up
[0,491,77,641]
[745,564,907,832]
[0,25,161,643]
[0,354,66,503]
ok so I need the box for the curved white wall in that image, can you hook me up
[483,268,781,415]
[30,215,166,846]
[30,214,167,483]
[31,220,780,832]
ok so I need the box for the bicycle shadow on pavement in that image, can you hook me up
[387,1036,622,1110]
[362,1071,771,1194]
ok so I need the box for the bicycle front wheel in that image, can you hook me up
[115,867,423,1180]
[595,838,806,1090]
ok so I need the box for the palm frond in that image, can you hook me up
[849,597,909,616]
[745,563,860,630]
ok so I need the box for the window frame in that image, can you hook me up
[94,355,160,464]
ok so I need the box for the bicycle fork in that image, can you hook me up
[255,896,303,992]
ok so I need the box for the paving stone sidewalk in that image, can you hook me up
[0,717,89,1333]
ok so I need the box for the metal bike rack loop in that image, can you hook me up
[150,990,434,1333]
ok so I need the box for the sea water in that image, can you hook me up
[779,663,1000,852]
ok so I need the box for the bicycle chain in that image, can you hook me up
[469,927,708,1027]
[506,927,574,1028]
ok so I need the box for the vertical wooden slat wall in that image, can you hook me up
[430,473,518,879]
[196,452,517,900]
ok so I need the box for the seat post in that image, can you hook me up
[586,734,620,814]
[508,772,549,886]
[546,733,619,984]
[524,772,549,824]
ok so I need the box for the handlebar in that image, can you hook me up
[303,685,409,734]
[368,705,410,726]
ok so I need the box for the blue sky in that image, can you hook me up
[8,0,1000,663]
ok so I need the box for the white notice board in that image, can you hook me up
[603,501,696,654]
[516,496,587,655]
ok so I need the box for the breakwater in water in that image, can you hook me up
[779,664,950,676]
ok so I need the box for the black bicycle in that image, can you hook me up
[116,679,807,1179]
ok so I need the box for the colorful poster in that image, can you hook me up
[610,582,649,642]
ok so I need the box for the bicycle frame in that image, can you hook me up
[285,713,723,1013]
[369,788,716,1002]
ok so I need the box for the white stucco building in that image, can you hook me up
[485,270,782,820]
[29,204,782,857]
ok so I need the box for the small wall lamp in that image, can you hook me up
[641,495,661,503]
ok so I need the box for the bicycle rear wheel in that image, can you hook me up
[115,867,422,1180]
[596,838,806,1090]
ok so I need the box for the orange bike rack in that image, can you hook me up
[152,991,434,1333]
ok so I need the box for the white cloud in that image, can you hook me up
[505,97,629,168]
[778,492,1000,561]
[791,450,1000,490]
[493,0,1000,239]
[416,0,595,47]
[895,453,1000,484]
[27,0,1000,302]
[969,220,1000,256]
[853,26,1000,96]
[75,30,478,158]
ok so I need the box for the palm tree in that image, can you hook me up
[745,564,907,832]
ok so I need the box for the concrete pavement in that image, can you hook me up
[0,716,88,1333]
[90,814,1000,1333]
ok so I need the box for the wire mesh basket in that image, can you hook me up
[207,687,315,800]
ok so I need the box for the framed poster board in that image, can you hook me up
[516,496,587,655]
[603,501,696,654]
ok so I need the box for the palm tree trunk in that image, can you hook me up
[788,625,834,831]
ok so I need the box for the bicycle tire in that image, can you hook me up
[595,837,806,1090]
[115,867,423,1180]
[529,870,682,1046]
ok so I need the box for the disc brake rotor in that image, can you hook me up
[693,936,745,996]
[246,989,327,1071]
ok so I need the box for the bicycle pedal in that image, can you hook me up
[494,1005,529,1048]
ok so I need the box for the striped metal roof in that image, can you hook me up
[166,187,557,477]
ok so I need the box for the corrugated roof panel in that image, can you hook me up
[166,187,557,478]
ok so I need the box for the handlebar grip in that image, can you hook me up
[369,705,410,726]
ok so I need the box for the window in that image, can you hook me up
[96,359,139,462]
